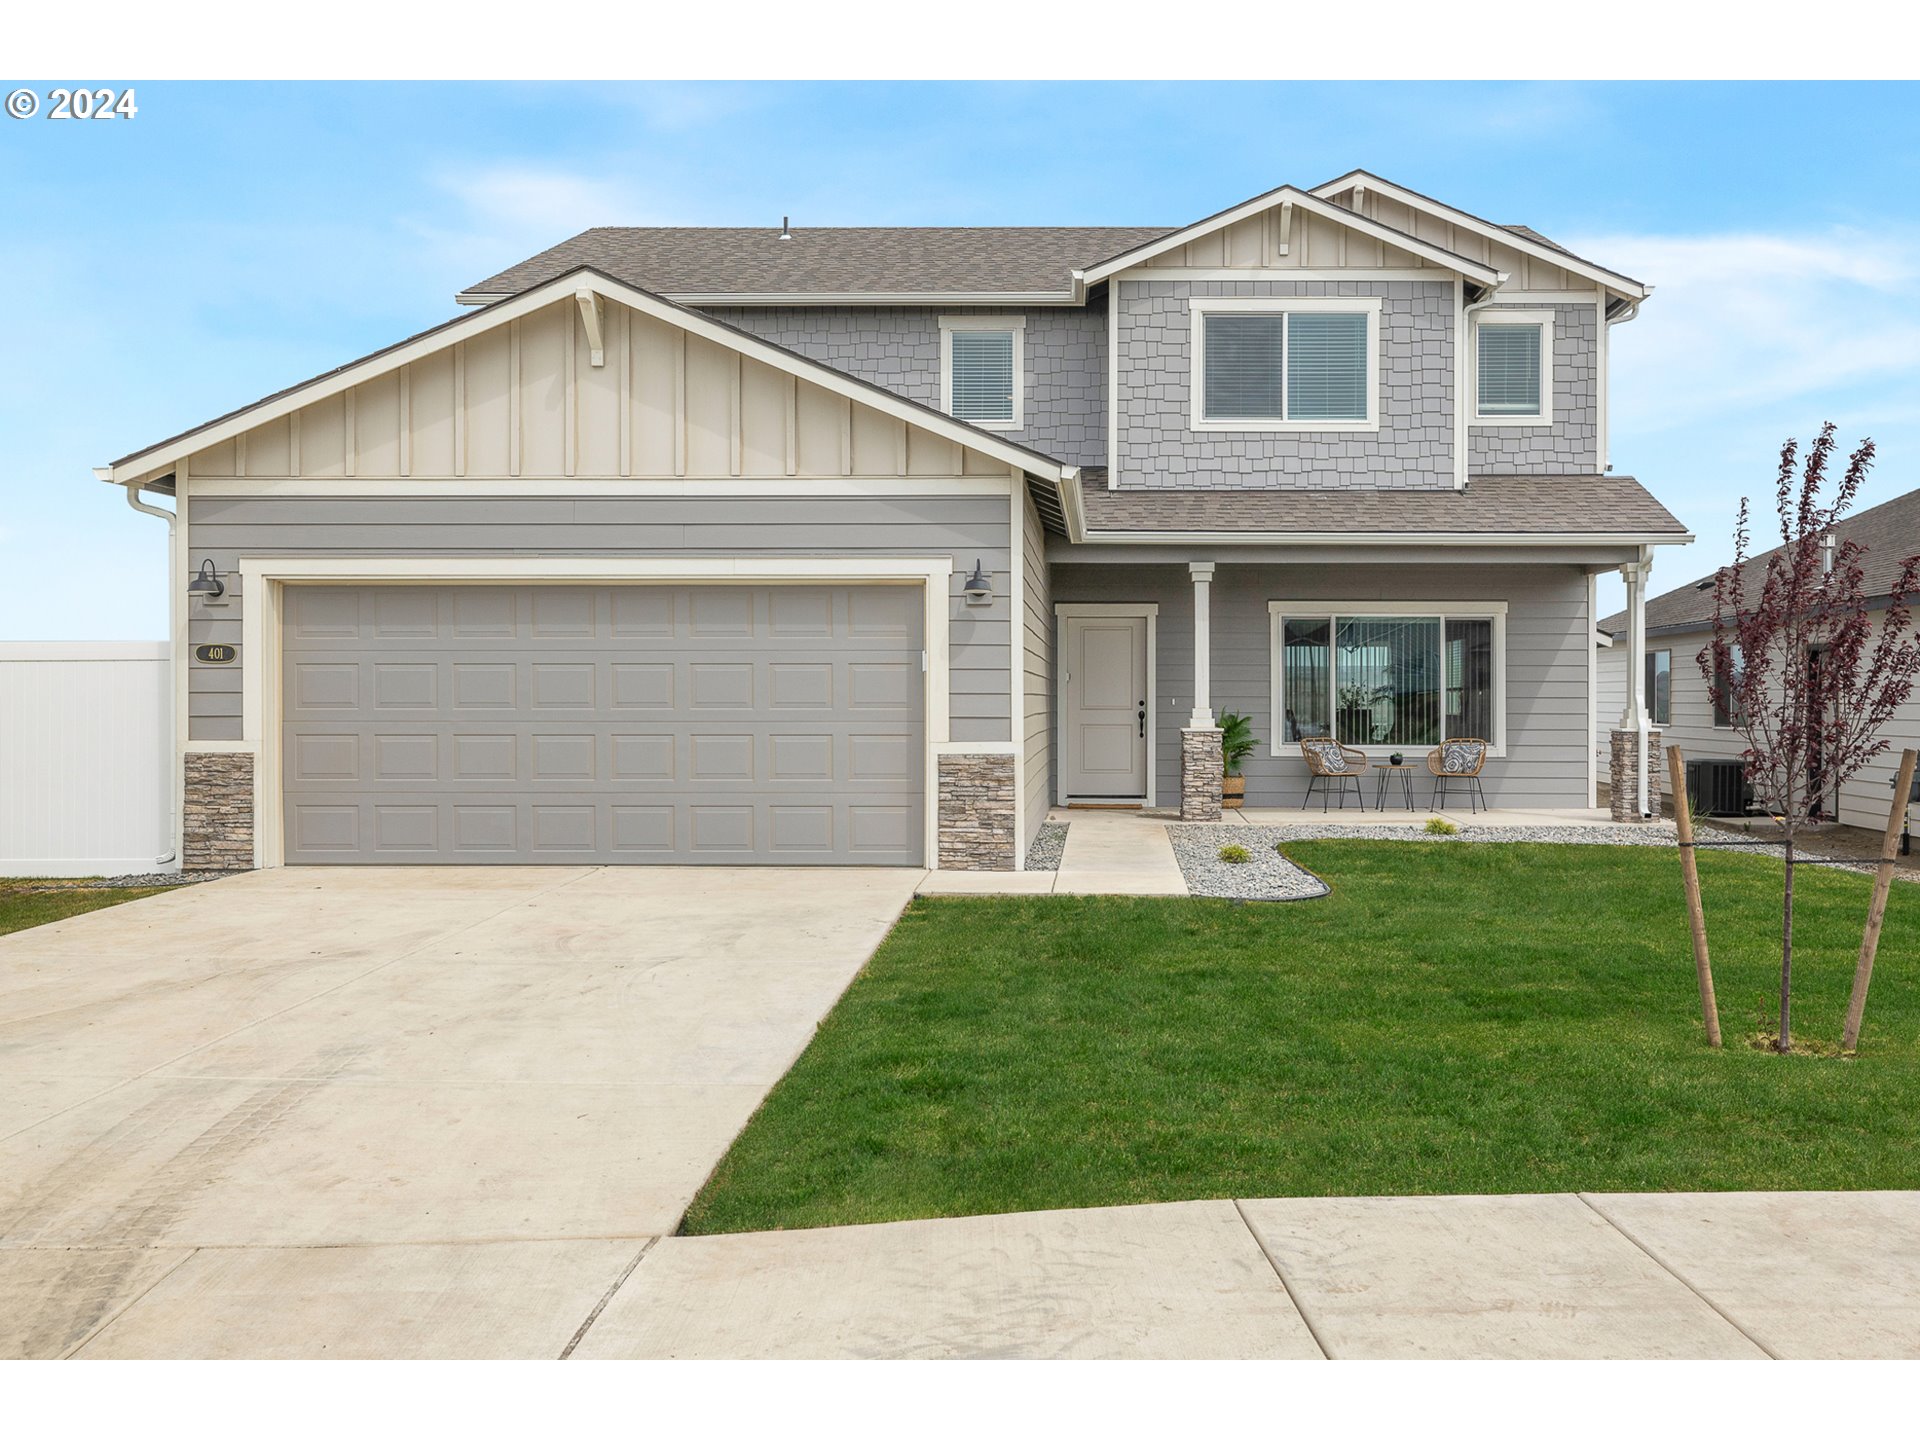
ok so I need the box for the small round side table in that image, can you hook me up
[1375,758,1415,812]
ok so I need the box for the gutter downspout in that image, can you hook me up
[1458,286,1500,490]
[111,472,180,867]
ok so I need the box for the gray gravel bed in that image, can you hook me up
[1168,825,1330,901]
[1025,821,1069,872]
[3,871,214,893]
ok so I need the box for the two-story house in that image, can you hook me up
[99,171,1691,872]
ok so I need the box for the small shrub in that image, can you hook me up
[1218,844,1251,864]
[1424,817,1459,836]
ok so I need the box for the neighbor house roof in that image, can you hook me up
[457,227,1174,304]
[1066,473,1688,544]
[1599,485,1920,637]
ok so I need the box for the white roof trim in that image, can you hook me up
[1310,171,1651,301]
[459,288,1088,308]
[1074,529,1694,547]
[105,268,1075,488]
[1080,186,1504,288]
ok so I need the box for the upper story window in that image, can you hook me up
[1189,296,1380,433]
[1473,310,1553,424]
[940,315,1024,429]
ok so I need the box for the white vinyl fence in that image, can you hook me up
[0,643,174,876]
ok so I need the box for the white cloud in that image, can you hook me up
[1568,226,1920,434]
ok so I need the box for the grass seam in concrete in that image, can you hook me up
[559,1236,657,1360]
[1231,1199,1332,1360]
[1575,1193,1779,1359]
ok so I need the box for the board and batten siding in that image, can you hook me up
[1020,486,1053,852]
[1602,621,1920,832]
[175,292,1028,752]
[1052,562,1594,808]
[184,495,1014,745]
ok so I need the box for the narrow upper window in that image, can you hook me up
[940,316,1025,429]
[1191,298,1379,431]
[1473,311,1553,423]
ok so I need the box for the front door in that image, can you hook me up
[1064,614,1148,799]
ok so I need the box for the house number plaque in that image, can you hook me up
[193,643,237,664]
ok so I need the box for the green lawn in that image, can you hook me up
[683,842,1920,1235]
[0,882,173,937]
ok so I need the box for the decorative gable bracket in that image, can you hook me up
[575,288,606,367]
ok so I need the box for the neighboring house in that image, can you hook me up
[98,170,1689,873]
[1598,484,1920,830]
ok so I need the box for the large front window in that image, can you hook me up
[1273,605,1505,751]
[1192,298,1379,430]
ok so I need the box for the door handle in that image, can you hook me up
[1138,705,1147,738]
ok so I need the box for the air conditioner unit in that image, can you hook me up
[1686,758,1752,817]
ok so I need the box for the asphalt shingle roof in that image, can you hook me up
[1074,472,1686,538]
[1599,485,1920,636]
[460,226,1176,301]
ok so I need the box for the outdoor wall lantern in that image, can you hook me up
[187,559,225,601]
[962,559,992,606]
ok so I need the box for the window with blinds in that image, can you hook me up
[1274,610,1501,749]
[1477,322,1544,417]
[1201,309,1369,423]
[948,329,1016,424]
[1286,312,1368,422]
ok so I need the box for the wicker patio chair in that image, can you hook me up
[1300,737,1371,812]
[1427,739,1490,813]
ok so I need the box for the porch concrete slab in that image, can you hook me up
[0,1076,761,1249]
[155,954,868,1087]
[74,1239,648,1360]
[916,871,1058,895]
[1586,1190,1920,1358]
[1239,1193,1764,1359]
[0,1245,195,1359]
[1233,806,1623,828]
[571,1200,1321,1360]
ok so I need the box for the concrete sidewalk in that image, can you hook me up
[918,808,1189,897]
[568,1190,1920,1360]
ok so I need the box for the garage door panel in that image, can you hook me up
[281,584,923,864]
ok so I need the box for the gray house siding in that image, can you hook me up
[1468,301,1601,474]
[1052,561,1593,808]
[700,304,1108,468]
[1019,487,1053,853]
[184,494,1013,745]
[1113,279,1457,490]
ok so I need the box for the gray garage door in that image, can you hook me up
[280,584,925,865]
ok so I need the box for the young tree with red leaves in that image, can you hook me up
[1702,424,1920,1053]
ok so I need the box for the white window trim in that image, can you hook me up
[1470,308,1555,427]
[1188,295,1382,434]
[1266,599,1509,758]
[1646,647,1673,728]
[939,314,1026,431]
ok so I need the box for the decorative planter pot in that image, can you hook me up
[1222,773,1246,809]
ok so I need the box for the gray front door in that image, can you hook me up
[280,584,924,864]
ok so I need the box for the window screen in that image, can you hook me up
[1477,323,1543,416]
[1286,312,1368,422]
[949,329,1015,423]
[1202,313,1286,420]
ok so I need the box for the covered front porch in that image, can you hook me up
[1048,555,1652,815]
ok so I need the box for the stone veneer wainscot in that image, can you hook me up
[937,752,1018,870]
[183,751,255,870]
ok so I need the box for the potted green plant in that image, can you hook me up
[1217,711,1257,808]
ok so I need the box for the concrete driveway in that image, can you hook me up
[0,864,921,1359]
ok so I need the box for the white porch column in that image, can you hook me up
[1188,561,1215,728]
[1614,553,1655,821]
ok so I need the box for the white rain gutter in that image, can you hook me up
[109,470,180,866]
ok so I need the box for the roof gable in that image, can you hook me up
[105,267,1075,488]
[1310,170,1649,301]
[1078,184,1506,287]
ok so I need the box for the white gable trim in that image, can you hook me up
[1080,186,1505,288]
[104,268,1075,488]
[1310,171,1651,301]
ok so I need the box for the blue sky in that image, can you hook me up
[5,80,1918,639]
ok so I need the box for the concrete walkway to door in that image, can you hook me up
[0,863,921,1359]
[917,807,1189,897]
